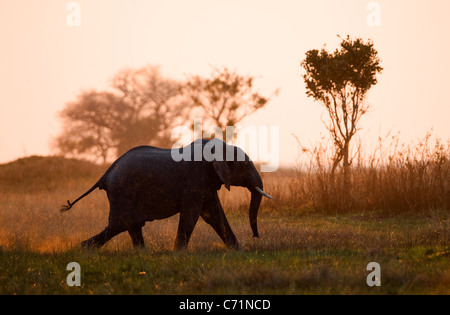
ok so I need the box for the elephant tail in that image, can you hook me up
[59,176,106,213]
[60,150,125,213]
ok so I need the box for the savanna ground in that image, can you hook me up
[0,135,449,295]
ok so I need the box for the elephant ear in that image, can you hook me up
[212,160,231,191]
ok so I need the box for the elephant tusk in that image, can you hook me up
[255,186,273,199]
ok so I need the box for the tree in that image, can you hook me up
[54,66,186,163]
[111,66,186,155]
[301,36,383,182]
[184,66,276,141]
[54,90,128,163]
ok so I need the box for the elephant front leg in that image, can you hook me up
[174,207,200,250]
[201,196,240,250]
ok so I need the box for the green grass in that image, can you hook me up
[1,211,448,295]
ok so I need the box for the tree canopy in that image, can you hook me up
[54,66,185,162]
[184,66,276,141]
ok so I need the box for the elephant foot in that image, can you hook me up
[81,238,101,249]
[228,242,242,251]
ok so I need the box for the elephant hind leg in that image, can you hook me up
[81,225,125,249]
[128,225,145,248]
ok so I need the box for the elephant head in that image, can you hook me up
[203,138,272,238]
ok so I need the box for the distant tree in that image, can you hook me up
[54,90,127,163]
[301,36,383,182]
[184,66,276,141]
[54,66,186,163]
[111,66,186,155]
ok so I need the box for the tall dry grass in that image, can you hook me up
[266,131,450,214]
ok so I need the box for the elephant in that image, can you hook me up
[60,138,272,250]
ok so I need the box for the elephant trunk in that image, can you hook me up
[249,190,263,238]
[246,167,272,238]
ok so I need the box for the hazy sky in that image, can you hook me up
[1,0,450,166]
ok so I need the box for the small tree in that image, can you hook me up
[184,66,276,141]
[301,36,383,183]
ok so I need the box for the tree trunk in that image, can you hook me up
[343,141,350,186]
[342,139,352,210]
